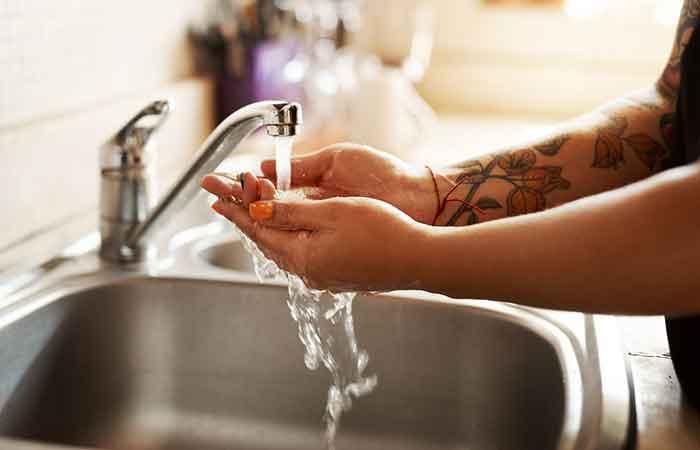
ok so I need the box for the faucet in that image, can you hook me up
[99,100,302,263]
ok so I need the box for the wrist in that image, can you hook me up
[408,222,485,299]
[398,222,443,292]
[401,166,454,225]
[428,164,508,227]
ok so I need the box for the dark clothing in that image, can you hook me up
[664,26,700,409]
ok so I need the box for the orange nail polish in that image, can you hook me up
[250,201,274,221]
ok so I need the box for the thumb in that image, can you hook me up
[261,148,334,187]
[249,199,332,230]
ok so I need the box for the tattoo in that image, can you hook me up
[592,115,668,171]
[628,98,664,113]
[660,112,675,150]
[661,0,700,94]
[592,116,628,169]
[444,150,571,225]
[533,136,570,156]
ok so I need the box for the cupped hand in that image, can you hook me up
[262,144,439,224]
[208,194,431,293]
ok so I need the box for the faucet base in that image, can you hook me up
[99,223,156,264]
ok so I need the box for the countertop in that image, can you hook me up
[415,112,559,166]
[619,317,700,450]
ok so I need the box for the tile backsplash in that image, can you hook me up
[0,1,214,259]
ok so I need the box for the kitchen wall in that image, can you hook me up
[420,0,676,116]
[0,1,215,265]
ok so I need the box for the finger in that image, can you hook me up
[259,178,277,201]
[241,172,260,207]
[201,174,243,198]
[212,199,302,265]
[213,172,240,182]
[261,147,336,187]
[249,199,334,230]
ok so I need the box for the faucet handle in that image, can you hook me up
[99,100,170,263]
[101,100,171,170]
[115,99,170,145]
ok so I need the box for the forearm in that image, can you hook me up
[416,163,700,315]
[431,87,675,226]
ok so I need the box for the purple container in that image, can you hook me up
[216,39,305,122]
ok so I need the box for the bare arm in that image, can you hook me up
[431,1,700,226]
[416,2,700,314]
[432,91,674,225]
[418,162,700,315]
[206,160,700,315]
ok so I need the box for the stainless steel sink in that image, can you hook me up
[197,237,256,273]
[0,216,634,450]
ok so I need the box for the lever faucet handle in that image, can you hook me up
[99,100,171,263]
[101,100,171,170]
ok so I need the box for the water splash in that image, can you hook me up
[236,231,377,447]
[233,138,377,447]
[240,233,377,449]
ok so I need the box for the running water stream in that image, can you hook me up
[235,136,377,448]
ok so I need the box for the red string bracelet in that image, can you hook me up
[426,165,485,226]
[426,165,442,226]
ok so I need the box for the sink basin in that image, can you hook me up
[197,238,256,273]
[0,274,625,450]
[0,210,634,450]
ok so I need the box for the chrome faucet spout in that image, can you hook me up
[99,100,302,263]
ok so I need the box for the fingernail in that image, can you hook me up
[249,201,274,221]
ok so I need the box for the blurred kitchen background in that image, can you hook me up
[0,0,679,265]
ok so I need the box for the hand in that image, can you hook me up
[200,171,277,208]
[208,195,430,292]
[260,144,440,224]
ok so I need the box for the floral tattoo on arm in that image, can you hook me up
[441,109,674,226]
[591,115,670,171]
[443,138,571,226]
[439,2,695,227]
[661,0,699,95]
